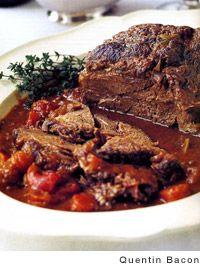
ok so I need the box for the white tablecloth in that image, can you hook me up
[0,0,170,55]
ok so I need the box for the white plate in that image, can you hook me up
[0,9,200,250]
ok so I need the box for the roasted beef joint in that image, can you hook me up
[80,24,200,134]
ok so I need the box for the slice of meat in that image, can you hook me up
[94,116,186,185]
[80,24,200,134]
[13,127,75,152]
[13,127,78,175]
[95,113,156,140]
[42,101,95,143]
[95,114,157,164]
[96,114,157,165]
[98,132,185,186]
[151,152,185,186]
[22,141,78,174]
[97,134,155,166]
[94,113,119,136]
[89,167,157,207]
[74,140,158,207]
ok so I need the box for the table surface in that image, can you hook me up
[0,0,170,55]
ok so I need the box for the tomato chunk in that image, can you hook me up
[26,163,61,193]
[32,99,58,115]
[70,192,97,212]
[56,181,80,196]
[11,151,33,173]
[26,100,58,126]
[26,111,41,126]
[160,183,191,202]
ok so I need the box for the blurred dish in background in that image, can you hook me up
[36,0,119,24]
[157,0,200,10]
[0,0,30,7]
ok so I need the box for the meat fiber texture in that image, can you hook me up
[79,24,200,134]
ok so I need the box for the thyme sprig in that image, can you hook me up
[0,52,85,107]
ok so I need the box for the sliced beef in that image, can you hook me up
[13,127,78,175]
[80,24,200,134]
[151,152,185,186]
[75,137,186,206]
[94,115,185,185]
[74,139,158,206]
[94,113,119,136]
[95,115,156,165]
[98,135,185,186]
[13,127,75,152]
[42,101,95,143]
[89,167,158,207]
[97,134,155,165]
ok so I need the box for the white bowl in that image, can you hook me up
[36,0,118,13]
[0,10,200,250]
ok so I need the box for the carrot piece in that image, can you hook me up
[160,183,191,202]
[11,151,33,172]
[70,192,97,212]
[0,151,33,186]
[0,152,8,162]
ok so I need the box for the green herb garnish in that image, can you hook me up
[0,52,85,108]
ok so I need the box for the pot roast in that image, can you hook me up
[79,24,200,134]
